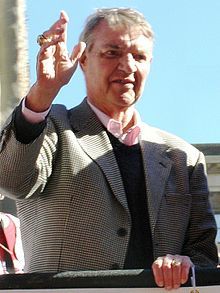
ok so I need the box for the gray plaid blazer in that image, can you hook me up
[0,99,218,272]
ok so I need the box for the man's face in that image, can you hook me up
[80,21,153,116]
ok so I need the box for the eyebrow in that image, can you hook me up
[101,44,147,54]
[102,44,123,50]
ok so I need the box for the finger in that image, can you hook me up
[37,44,56,67]
[171,256,182,289]
[152,257,164,288]
[47,10,69,37]
[180,256,193,285]
[70,42,87,61]
[162,255,173,290]
[55,41,69,61]
[60,11,69,43]
[40,10,69,47]
[36,45,55,78]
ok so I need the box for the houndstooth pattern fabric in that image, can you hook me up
[0,99,218,272]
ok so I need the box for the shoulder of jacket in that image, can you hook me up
[50,104,69,117]
[141,123,201,159]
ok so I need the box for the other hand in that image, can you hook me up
[152,254,193,290]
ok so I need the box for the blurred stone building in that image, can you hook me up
[0,0,29,214]
[195,144,220,258]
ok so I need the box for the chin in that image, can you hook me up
[120,95,138,106]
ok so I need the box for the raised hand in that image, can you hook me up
[26,11,86,112]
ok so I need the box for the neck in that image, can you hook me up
[110,107,135,129]
[88,100,136,132]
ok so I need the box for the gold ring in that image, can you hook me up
[37,34,53,46]
[172,259,181,267]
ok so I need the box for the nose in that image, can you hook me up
[118,53,137,74]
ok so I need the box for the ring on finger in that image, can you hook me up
[172,259,181,267]
[37,34,53,46]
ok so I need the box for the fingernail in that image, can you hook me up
[158,282,163,287]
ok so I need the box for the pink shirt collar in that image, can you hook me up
[87,100,142,146]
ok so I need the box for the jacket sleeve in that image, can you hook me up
[0,105,58,200]
[14,101,47,144]
[183,151,218,267]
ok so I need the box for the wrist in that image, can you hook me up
[25,82,59,112]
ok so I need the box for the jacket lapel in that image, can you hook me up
[140,125,172,235]
[68,100,129,213]
[69,100,172,229]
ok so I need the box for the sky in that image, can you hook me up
[26,0,220,144]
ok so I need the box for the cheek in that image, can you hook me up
[90,63,108,82]
[87,69,108,93]
[135,67,150,94]
[139,65,150,84]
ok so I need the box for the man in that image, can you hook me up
[0,8,218,290]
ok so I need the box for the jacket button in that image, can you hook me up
[110,263,120,270]
[117,228,127,237]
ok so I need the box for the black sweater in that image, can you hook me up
[107,133,153,269]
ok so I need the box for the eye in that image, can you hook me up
[102,50,122,58]
[133,53,147,62]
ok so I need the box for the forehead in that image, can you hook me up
[91,21,153,51]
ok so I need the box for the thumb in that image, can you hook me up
[70,42,86,62]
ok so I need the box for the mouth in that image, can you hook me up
[112,79,135,88]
